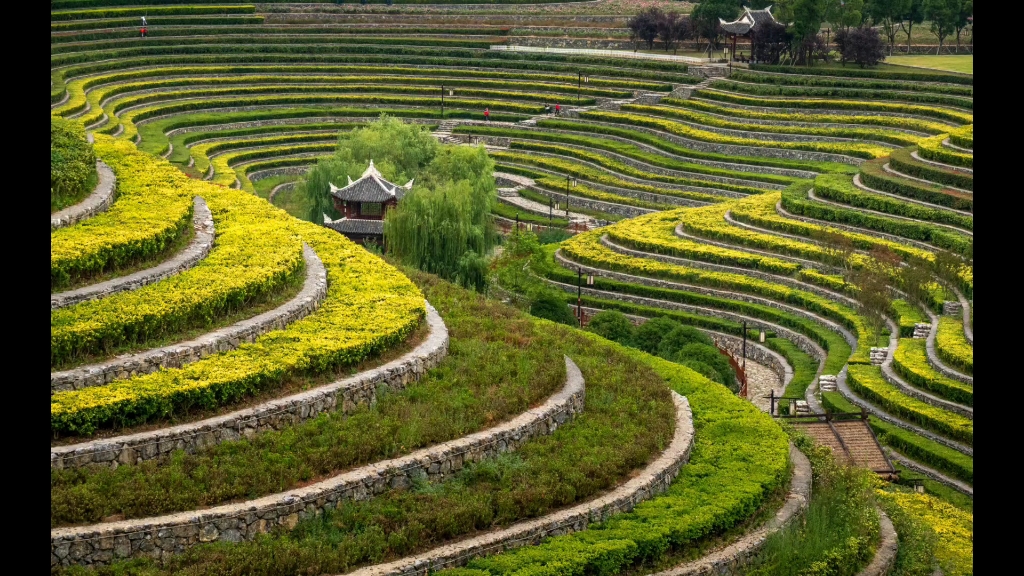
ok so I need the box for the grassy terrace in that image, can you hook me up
[50,3,973,572]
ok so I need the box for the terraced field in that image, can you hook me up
[50,2,973,574]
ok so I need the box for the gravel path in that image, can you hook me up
[744,357,784,414]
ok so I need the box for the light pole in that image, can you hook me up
[576,72,589,105]
[548,196,553,223]
[742,320,747,372]
[577,267,582,327]
[565,175,576,220]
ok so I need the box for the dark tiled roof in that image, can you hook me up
[329,159,413,203]
[721,21,753,35]
[325,218,384,235]
[747,8,776,26]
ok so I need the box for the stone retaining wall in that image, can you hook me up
[857,511,899,576]
[51,196,214,310]
[654,444,811,576]
[708,332,792,389]
[51,243,327,394]
[248,164,314,182]
[347,391,694,576]
[525,184,652,218]
[51,355,585,567]
[560,245,856,350]
[50,303,448,471]
[51,160,116,230]
[599,234,857,308]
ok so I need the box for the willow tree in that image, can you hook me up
[384,146,497,291]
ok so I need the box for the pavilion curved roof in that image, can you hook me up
[329,160,414,203]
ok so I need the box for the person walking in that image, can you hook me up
[141,15,147,27]
[555,103,561,116]
[484,107,490,122]
[140,26,147,38]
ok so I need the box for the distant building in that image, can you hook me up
[323,160,413,245]
[719,5,779,60]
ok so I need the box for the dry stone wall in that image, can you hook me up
[51,160,116,230]
[51,243,327,394]
[346,392,694,576]
[51,196,215,310]
[50,303,448,470]
[50,354,586,568]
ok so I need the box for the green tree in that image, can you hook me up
[656,325,713,360]
[677,342,737,389]
[954,0,972,52]
[924,0,959,53]
[690,0,739,52]
[900,0,925,54]
[529,289,578,327]
[825,0,865,32]
[586,310,636,346]
[791,0,827,63]
[866,0,912,54]
[300,156,350,225]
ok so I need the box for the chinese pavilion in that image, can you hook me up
[324,159,413,244]
[719,5,779,60]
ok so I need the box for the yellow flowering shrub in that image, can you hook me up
[877,490,973,576]
[936,317,973,375]
[51,143,425,435]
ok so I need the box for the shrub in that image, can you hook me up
[530,289,578,326]
[834,27,887,68]
[633,316,683,355]
[586,310,636,346]
[50,117,96,213]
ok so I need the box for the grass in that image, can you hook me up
[887,55,974,75]
[55,272,675,575]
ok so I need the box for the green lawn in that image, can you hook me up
[887,55,973,75]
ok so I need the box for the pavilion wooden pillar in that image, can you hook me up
[732,34,737,61]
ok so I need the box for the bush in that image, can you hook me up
[530,289,578,326]
[676,342,735,390]
[50,117,96,212]
[834,27,886,68]
[586,310,636,346]
[633,316,683,355]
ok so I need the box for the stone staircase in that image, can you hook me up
[870,347,889,366]
[796,420,895,475]
[942,300,963,316]
[432,119,460,143]
[818,374,838,392]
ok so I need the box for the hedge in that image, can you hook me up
[893,338,973,406]
[813,173,972,230]
[51,5,256,20]
[50,116,97,213]
[859,157,972,210]
[846,364,973,445]
[672,97,952,136]
[51,26,510,43]
[694,89,974,124]
[887,146,973,191]
[628,101,923,147]
[891,299,926,337]
[749,64,973,86]
[935,317,973,376]
[50,140,425,435]
[50,136,194,289]
[446,352,789,576]
[709,79,974,111]
[730,69,974,96]
[457,125,791,187]
[948,125,973,149]
[917,135,973,169]
[580,110,891,160]
[188,132,339,173]
[51,16,266,32]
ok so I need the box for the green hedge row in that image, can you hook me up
[51,4,255,20]
[892,338,973,407]
[458,125,781,190]
[815,173,971,230]
[50,116,97,213]
[695,89,973,124]
[537,118,851,176]
[634,100,921,147]
[53,0,584,6]
[891,299,926,337]
[859,157,972,210]
[542,258,851,372]
[749,64,973,86]
[948,125,973,149]
[710,79,973,111]
[52,26,509,43]
[730,69,974,96]
[821,391,972,484]
[51,16,265,32]
[935,317,973,376]
[917,136,973,169]
[887,146,973,191]
[846,364,972,445]
[444,350,789,576]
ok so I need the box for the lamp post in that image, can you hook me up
[577,267,583,327]
[565,175,577,220]
[440,85,454,117]
[741,320,747,372]
[548,196,553,223]
[577,72,589,105]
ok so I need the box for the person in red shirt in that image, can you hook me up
[484,108,490,122]
[140,27,147,38]
[555,103,561,116]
